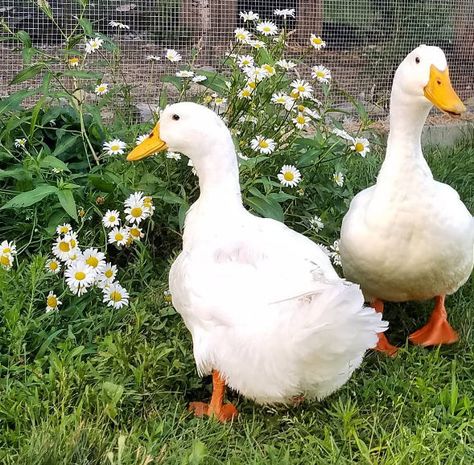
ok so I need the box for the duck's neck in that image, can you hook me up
[191,139,243,209]
[378,89,433,185]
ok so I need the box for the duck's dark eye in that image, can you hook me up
[415,57,420,64]
[172,114,180,121]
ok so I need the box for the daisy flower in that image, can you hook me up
[239,11,259,21]
[82,247,106,273]
[237,55,254,68]
[262,64,276,77]
[176,70,194,78]
[330,240,341,266]
[102,210,120,228]
[1,240,16,256]
[213,96,227,106]
[238,87,254,99]
[290,79,314,99]
[108,226,130,247]
[332,128,354,141]
[333,171,344,187]
[192,75,207,83]
[124,198,149,224]
[278,165,302,187]
[0,252,13,270]
[234,28,251,43]
[244,66,267,82]
[293,113,311,129]
[351,137,371,157]
[97,262,118,288]
[14,138,26,148]
[94,83,109,96]
[46,291,62,312]
[103,139,126,156]
[136,134,148,145]
[124,192,144,208]
[85,37,104,54]
[274,8,295,18]
[45,258,61,274]
[56,223,72,235]
[275,59,296,70]
[271,92,289,105]
[256,21,278,36]
[64,249,83,267]
[310,34,326,50]
[250,136,276,155]
[304,107,321,120]
[248,39,265,49]
[165,49,182,62]
[52,233,79,262]
[311,65,331,83]
[308,215,324,232]
[109,20,129,29]
[103,282,129,309]
[65,260,96,296]
[129,225,144,241]
[146,55,161,62]
[68,57,80,67]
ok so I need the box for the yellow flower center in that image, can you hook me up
[47,295,58,307]
[110,291,122,302]
[69,57,79,65]
[2,247,11,254]
[109,215,116,222]
[248,81,257,89]
[263,65,274,74]
[355,142,364,152]
[131,207,143,218]
[115,233,124,242]
[263,26,270,32]
[317,71,325,78]
[313,37,322,44]
[297,105,305,112]
[59,242,70,252]
[105,269,114,279]
[111,144,120,151]
[130,228,140,238]
[86,256,99,268]
[258,139,269,148]
[296,115,306,124]
[75,271,86,281]
[284,171,295,181]
[297,85,306,93]
[49,261,59,270]
[0,255,10,266]
[70,239,77,248]
[59,226,69,234]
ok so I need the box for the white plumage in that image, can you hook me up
[148,102,388,405]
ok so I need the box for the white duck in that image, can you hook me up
[340,45,473,356]
[127,102,386,421]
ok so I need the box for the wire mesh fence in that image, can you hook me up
[1,0,473,115]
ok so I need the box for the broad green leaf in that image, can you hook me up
[246,196,284,222]
[29,96,46,138]
[40,155,70,172]
[161,75,184,92]
[155,189,185,205]
[193,70,229,94]
[57,189,78,221]
[10,63,46,85]
[0,89,38,113]
[53,134,80,157]
[1,185,58,209]
[0,167,30,181]
[16,30,32,48]
[88,174,116,193]
[78,18,94,35]
[22,47,37,64]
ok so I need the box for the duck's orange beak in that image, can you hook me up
[423,65,466,116]
[127,122,168,161]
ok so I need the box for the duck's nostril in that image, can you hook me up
[437,79,442,85]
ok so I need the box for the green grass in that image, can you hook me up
[0,139,473,465]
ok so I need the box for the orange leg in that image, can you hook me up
[409,295,459,347]
[371,299,398,357]
[188,370,238,422]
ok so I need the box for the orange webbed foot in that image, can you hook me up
[409,296,459,347]
[371,299,398,357]
[188,401,238,422]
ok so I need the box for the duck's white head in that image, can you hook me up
[127,102,233,162]
[392,45,465,116]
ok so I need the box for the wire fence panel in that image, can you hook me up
[1,0,473,114]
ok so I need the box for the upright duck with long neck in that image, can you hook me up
[127,102,386,422]
[340,45,473,356]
